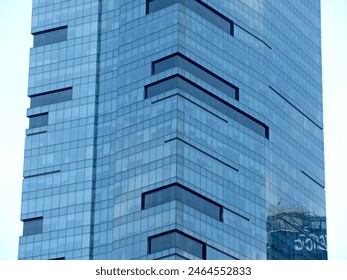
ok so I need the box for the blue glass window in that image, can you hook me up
[33,26,67,47]
[23,217,43,236]
[145,75,269,138]
[142,183,223,221]
[153,53,238,100]
[206,246,238,260]
[149,230,206,259]
[146,0,233,35]
[29,113,48,128]
[30,88,72,108]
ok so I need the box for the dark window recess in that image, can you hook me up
[153,53,238,100]
[145,74,269,138]
[142,183,223,221]
[149,230,206,259]
[30,87,72,108]
[146,0,233,35]
[33,26,67,47]
[29,113,48,129]
[24,170,61,179]
[23,217,43,236]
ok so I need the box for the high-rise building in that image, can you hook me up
[19,0,327,260]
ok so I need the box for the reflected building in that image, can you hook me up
[19,0,327,259]
[267,208,327,259]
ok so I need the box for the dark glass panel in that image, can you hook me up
[30,88,73,108]
[23,217,43,236]
[33,26,67,47]
[146,0,233,35]
[29,113,48,128]
[153,53,238,100]
[143,183,222,221]
[149,230,206,259]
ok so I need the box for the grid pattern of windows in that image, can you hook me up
[152,53,238,100]
[146,0,233,35]
[149,230,206,259]
[29,113,48,128]
[33,26,68,47]
[19,0,326,260]
[142,183,223,221]
[23,217,43,236]
[145,74,269,138]
[30,88,73,108]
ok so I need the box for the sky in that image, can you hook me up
[0,1,346,260]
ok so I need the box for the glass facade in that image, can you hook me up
[19,0,327,260]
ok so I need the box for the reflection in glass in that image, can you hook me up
[267,208,327,260]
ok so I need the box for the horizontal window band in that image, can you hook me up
[29,113,48,129]
[24,170,61,179]
[22,217,43,236]
[142,182,250,223]
[301,170,325,189]
[269,85,323,130]
[33,26,68,47]
[235,23,272,49]
[32,25,68,35]
[30,87,73,108]
[195,0,234,35]
[149,229,238,260]
[151,92,228,123]
[152,52,239,100]
[148,229,206,259]
[146,0,233,35]
[142,182,223,221]
[29,87,72,97]
[164,136,240,172]
[145,74,269,138]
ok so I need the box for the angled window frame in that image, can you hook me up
[142,183,223,221]
[152,52,239,100]
[148,229,206,259]
[146,0,233,35]
[144,74,269,138]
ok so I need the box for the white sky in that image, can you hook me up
[0,1,346,260]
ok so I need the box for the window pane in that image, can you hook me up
[23,217,43,235]
[29,113,48,128]
[33,26,68,47]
